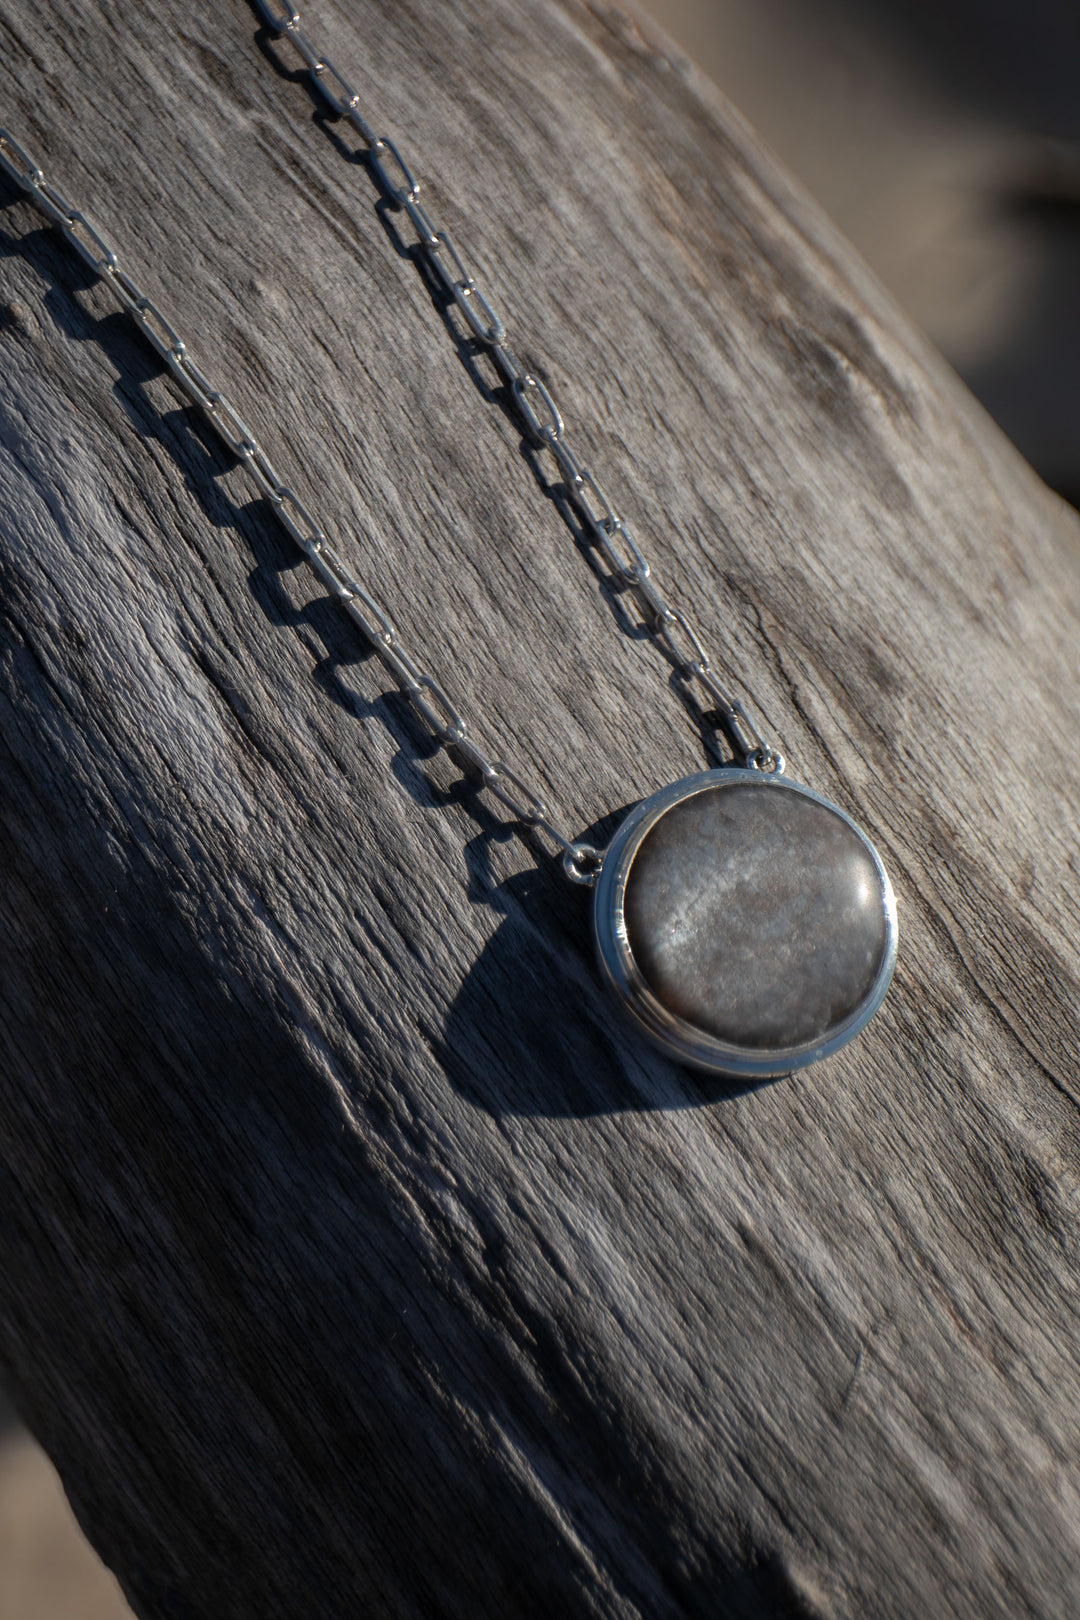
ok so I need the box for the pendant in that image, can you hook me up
[592,769,897,1078]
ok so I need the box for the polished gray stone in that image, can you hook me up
[622,782,888,1051]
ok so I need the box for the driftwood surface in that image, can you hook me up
[2,0,1080,1616]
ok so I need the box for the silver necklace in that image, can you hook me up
[0,31,897,1081]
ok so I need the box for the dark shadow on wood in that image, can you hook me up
[0,191,782,1123]
[0,672,780,1615]
[395,759,784,1114]
[0,212,779,1138]
[0,1383,18,1440]
[0,199,571,881]
[437,804,784,1117]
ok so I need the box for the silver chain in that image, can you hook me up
[2,14,784,886]
[0,126,605,883]
[252,0,785,783]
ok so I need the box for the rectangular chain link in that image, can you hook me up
[248,7,780,773]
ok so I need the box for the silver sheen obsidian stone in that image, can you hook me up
[622,782,888,1051]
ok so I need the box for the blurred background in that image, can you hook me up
[647,0,1080,504]
[0,1386,128,1616]
[3,0,1077,1614]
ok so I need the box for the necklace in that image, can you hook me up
[0,50,896,1080]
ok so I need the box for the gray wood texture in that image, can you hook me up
[1,1,1079,1616]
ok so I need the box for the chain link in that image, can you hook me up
[254,3,783,774]
[0,127,593,867]
[309,59,361,121]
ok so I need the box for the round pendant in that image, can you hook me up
[592,769,897,1078]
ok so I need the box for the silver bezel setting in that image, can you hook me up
[592,768,898,1079]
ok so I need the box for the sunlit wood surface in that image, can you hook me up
[2,1,1080,1616]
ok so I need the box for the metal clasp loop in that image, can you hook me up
[563,842,604,886]
[749,745,786,775]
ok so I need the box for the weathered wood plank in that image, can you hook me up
[1,1,1080,1616]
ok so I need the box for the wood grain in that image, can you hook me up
[1,1,1079,1615]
